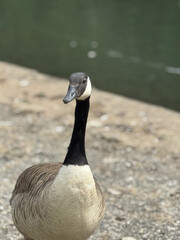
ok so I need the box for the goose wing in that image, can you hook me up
[94,178,105,219]
[10,162,62,204]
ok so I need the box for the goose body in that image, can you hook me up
[10,73,105,240]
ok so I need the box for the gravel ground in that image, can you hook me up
[0,62,180,240]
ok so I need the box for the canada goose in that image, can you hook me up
[10,72,105,240]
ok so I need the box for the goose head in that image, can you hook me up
[63,72,92,104]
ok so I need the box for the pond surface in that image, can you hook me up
[0,0,180,110]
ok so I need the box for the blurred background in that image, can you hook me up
[0,0,180,111]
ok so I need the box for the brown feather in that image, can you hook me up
[95,179,105,219]
[10,162,62,204]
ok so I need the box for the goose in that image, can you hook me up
[10,72,105,240]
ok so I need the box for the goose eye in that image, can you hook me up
[83,79,87,84]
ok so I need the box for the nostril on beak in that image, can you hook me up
[63,85,78,104]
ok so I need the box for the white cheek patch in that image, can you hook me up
[77,77,92,100]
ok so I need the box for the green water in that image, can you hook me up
[0,0,180,111]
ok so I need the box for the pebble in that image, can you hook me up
[138,111,146,117]
[125,162,132,168]
[126,176,134,182]
[0,121,13,127]
[100,114,109,121]
[89,120,102,127]
[103,157,118,163]
[13,98,20,104]
[125,146,133,153]
[19,79,30,87]
[142,117,148,122]
[122,237,136,240]
[55,126,64,133]
[0,205,4,211]
[108,188,120,196]
[104,126,110,131]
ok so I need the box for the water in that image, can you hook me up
[0,0,180,111]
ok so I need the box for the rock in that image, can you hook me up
[122,238,136,240]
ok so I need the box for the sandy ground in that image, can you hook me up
[0,61,180,240]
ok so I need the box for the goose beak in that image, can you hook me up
[63,85,79,104]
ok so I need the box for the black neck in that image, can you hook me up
[63,97,90,166]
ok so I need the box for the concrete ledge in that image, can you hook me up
[0,61,180,239]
